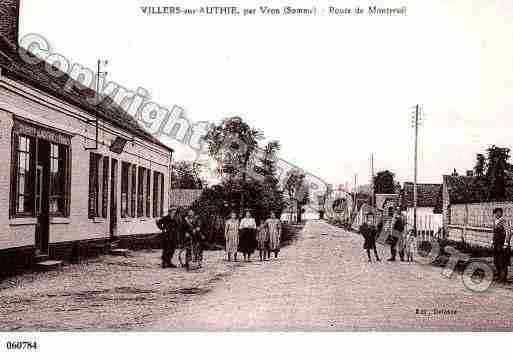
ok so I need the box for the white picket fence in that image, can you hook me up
[405,213,444,242]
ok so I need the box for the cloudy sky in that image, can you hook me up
[19,0,513,188]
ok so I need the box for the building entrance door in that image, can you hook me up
[35,140,50,255]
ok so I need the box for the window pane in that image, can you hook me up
[18,137,26,151]
[50,198,59,213]
[18,195,25,212]
[49,144,67,215]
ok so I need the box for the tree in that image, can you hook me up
[474,154,487,177]
[485,145,511,201]
[171,161,204,189]
[284,170,310,223]
[203,116,263,213]
[373,170,396,194]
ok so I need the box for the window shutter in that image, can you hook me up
[102,157,109,218]
[64,146,72,217]
[9,132,18,218]
[88,153,97,219]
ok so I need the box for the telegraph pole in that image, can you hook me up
[370,153,375,208]
[354,174,358,210]
[413,104,420,235]
[86,59,108,150]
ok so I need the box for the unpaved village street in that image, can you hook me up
[153,221,513,331]
[2,221,513,331]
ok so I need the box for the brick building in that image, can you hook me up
[0,0,173,274]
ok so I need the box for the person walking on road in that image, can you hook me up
[492,207,511,282]
[239,210,257,262]
[266,211,282,259]
[388,208,405,262]
[225,211,240,262]
[156,207,183,268]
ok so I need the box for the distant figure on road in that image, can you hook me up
[404,230,416,262]
[256,222,269,261]
[492,207,511,282]
[225,211,239,262]
[359,222,381,262]
[266,211,282,259]
[239,210,257,262]
[156,207,182,268]
[388,208,405,262]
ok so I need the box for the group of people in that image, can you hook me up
[156,207,205,269]
[156,207,283,268]
[362,206,512,282]
[362,207,415,263]
[225,210,282,262]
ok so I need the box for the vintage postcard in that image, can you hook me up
[0,0,512,355]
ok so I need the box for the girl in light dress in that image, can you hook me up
[256,222,269,261]
[404,229,416,262]
[224,211,239,262]
[265,211,282,259]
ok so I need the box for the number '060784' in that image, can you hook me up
[6,341,38,350]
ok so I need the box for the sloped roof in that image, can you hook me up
[0,37,172,152]
[401,182,442,209]
[169,189,203,208]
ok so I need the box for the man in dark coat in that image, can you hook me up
[492,207,510,282]
[156,207,182,268]
[388,208,406,262]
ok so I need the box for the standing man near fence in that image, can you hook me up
[492,207,511,282]
[388,207,406,262]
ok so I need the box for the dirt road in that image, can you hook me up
[152,221,513,330]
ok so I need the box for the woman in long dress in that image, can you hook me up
[266,211,282,259]
[225,211,239,262]
[239,210,257,262]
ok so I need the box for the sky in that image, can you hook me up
[18,0,513,189]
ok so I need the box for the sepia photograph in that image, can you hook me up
[0,0,513,356]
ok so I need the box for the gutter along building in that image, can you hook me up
[0,0,173,273]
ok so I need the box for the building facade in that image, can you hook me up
[401,182,443,234]
[0,0,173,273]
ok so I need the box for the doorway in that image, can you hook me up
[35,140,50,255]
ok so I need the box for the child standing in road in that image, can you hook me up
[360,222,381,263]
[404,230,416,262]
[256,222,269,261]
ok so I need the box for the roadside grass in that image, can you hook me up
[417,238,494,271]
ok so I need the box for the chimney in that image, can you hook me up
[0,0,21,50]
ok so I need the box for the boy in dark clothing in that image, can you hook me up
[156,207,182,268]
[360,222,381,262]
